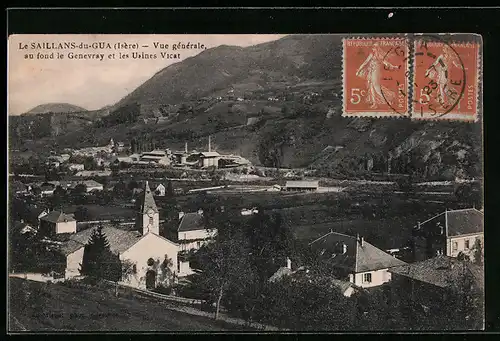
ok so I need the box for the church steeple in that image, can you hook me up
[136,181,159,235]
[140,181,159,214]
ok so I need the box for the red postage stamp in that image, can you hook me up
[412,40,480,121]
[342,38,410,118]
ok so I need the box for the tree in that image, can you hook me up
[245,209,295,283]
[166,180,174,197]
[74,206,91,222]
[73,183,87,195]
[128,180,139,192]
[473,238,483,265]
[79,226,115,282]
[195,217,251,320]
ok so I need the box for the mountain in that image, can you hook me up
[24,103,88,115]
[9,35,482,180]
[113,35,342,108]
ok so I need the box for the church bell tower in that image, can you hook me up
[136,181,160,235]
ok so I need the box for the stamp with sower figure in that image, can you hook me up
[342,34,481,121]
[412,38,480,121]
[342,37,410,118]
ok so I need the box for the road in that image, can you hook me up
[8,278,247,332]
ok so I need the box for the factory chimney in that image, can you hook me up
[185,142,188,154]
[208,135,211,152]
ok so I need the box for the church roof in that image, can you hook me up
[138,181,159,214]
[59,225,144,255]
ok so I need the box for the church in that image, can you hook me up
[58,181,179,290]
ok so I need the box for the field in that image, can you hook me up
[8,278,246,332]
[63,204,136,221]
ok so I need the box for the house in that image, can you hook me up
[241,207,259,216]
[178,253,196,277]
[154,183,166,196]
[25,206,49,226]
[39,182,56,197]
[285,180,319,192]
[268,261,363,298]
[177,210,217,252]
[140,150,170,166]
[39,211,77,235]
[12,220,37,235]
[309,231,406,288]
[388,256,484,318]
[58,181,179,289]
[111,155,134,164]
[198,152,221,168]
[413,208,484,262]
[68,163,85,171]
[81,180,104,192]
[75,170,112,177]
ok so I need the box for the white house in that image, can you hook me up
[39,211,77,235]
[309,232,406,288]
[58,181,179,290]
[81,180,104,192]
[68,164,85,171]
[177,210,217,252]
[154,183,166,196]
[241,207,259,216]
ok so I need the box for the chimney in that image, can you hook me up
[208,135,211,152]
[178,211,185,220]
[358,235,364,246]
[286,257,292,270]
[185,142,188,154]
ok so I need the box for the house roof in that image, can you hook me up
[40,211,76,224]
[446,208,483,237]
[331,278,357,294]
[82,180,103,187]
[200,152,220,157]
[309,232,406,273]
[178,212,205,232]
[138,181,158,214]
[60,225,144,255]
[285,180,319,188]
[389,256,484,290]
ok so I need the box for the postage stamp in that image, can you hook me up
[412,38,480,121]
[342,37,410,118]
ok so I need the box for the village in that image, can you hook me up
[8,136,484,331]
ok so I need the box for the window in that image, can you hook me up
[452,241,458,252]
[197,241,201,248]
[363,273,372,283]
[149,217,154,226]
[465,239,470,249]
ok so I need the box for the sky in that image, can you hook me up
[8,34,286,115]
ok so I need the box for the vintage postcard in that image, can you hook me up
[8,33,484,332]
